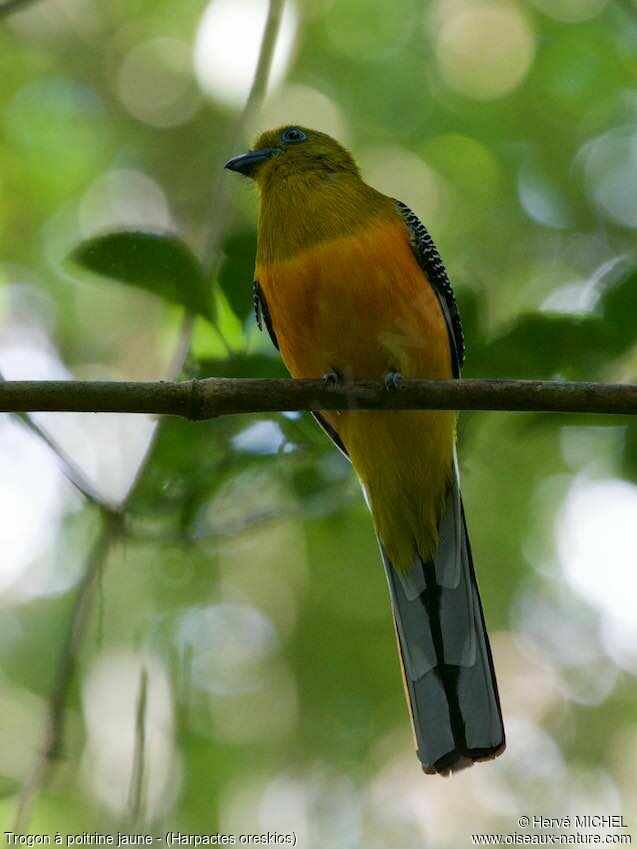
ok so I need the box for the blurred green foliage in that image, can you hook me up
[0,0,636,843]
[70,230,212,319]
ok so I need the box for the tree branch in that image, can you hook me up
[0,377,635,417]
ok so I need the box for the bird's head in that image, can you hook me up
[225,125,359,188]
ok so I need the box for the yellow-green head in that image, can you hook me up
[225,125,390,261]
[225,125,359,188]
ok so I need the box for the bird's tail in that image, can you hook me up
[381,461,505,774]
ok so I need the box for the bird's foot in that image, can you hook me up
[384,370,403,391]
[323,370,342,388]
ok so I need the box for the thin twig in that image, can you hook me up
[12,410,108,506]
[201,0,285,273]
[11,517,118,830]
[0,370,108,508]
[128,666,148,825]
[202,0,285,356]
[199,0,285,356]
[0,377,636,416]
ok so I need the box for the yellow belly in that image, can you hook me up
[256,216,455,570]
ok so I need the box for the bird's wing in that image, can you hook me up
[253,280,279,350]
[310,412,350,458]
[253,278,350,458]
[394,199,465,378]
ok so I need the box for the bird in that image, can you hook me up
[225,126,505,775]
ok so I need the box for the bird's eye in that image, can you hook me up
[281,127,307,144]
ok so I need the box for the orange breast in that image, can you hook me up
[256,215,456,570]
[256,216,452,383]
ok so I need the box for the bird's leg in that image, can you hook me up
[384,370,403,391]
[323,368,343,388]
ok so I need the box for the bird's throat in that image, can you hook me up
[256,173,392,265]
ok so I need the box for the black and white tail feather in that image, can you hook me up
[380,451,505,774]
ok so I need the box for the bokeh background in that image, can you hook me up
[1,0,637,842]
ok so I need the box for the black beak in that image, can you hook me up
[224,147,280,177]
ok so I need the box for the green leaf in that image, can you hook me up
[600,268,637,357]
[473,313,609,380]
[218,230,257,321]
[69,230,212,319]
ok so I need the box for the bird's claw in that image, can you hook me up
[323,371,341,388]
[384,371,403,391]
